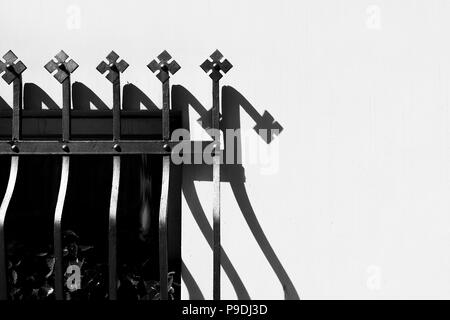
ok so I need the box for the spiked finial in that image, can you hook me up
[147,50,180,83]
[44,50,78,83]
[0,50,27,84]
[96,51,129,83]
[200,50,232,82]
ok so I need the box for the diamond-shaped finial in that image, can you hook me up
[0,50,27,85]
[200,50,232,82]
[96,51,129,83]
[44,50,78,83]
[147,50,180,83]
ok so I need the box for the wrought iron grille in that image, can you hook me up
[0,49,232,300]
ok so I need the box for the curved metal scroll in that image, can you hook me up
[159,155,170,300]
[0,156,19,300]
[108,156,120,299]
[54,156,70,300]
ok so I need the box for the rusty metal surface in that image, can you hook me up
[201,50,232,300]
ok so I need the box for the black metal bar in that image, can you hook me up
[0,140,208,155]
[0,157,19,300]
[160,74,170,301]
[0,51,26,299]
[159,155,170,300]
[12,78,22,140]
[54,156,69,300]
[97,51,128,300]
[113,79,121,142]
[212,79,221,301]
[45,51,78,300]
[200,50,232,300]
[109,156,120,300]
[62,77,71,142]
[0,110,181,140]
[56,51,73,298]
[162,81,170,141]
[148,50,180,300]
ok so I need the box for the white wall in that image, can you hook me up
[2,0,450,299]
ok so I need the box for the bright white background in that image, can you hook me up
[2,0,450,299]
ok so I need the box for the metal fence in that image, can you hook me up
[0,49,232,300]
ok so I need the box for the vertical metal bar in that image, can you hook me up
[0,67,23,299]
[212,80,221,300]
[201,50,231,300]
[112,79,121,142]
[54,156,69,300]
[108,156,120,299]
[62,77,71,142]
[54,75,71,300]
[147,51,179,300]
[159,79,170,300]
[162,81,170,141]
[159,155,170,300]
[97,52,128,300]
[0,156,19,300]
[109,76,121,300]
[12,77,22,141]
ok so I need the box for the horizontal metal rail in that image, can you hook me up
[0,140,212,155]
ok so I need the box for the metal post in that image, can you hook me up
[148,50,180,300]
[45,50,78,300]
[0,50,26,299]
[97,51,129,299]
[200,50,232,300]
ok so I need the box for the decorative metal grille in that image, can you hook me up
[0,49,232,300]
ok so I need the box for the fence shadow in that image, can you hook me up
[123,83,159,111]
[73,82,109,111]
[1,82,297,299]
[172,85,299,300]
[0,96,9,111]
[24,83,59,110]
